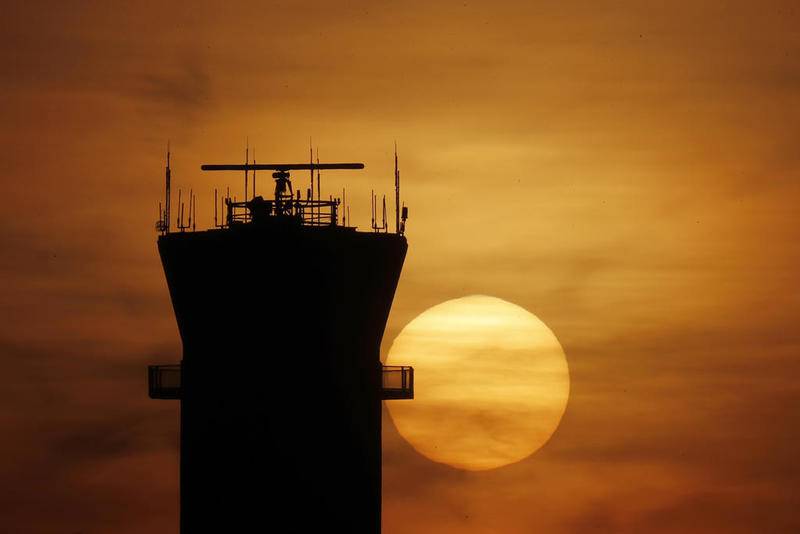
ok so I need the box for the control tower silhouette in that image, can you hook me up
[149,147,413,533]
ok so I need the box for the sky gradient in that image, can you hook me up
[1,1,799,532]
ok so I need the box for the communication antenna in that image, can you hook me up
[316,150,321,220]
[382,195,387,232]
[244,139,249,204]
[252,147,256,200]
[394,142,400,234]
[214,188,227,229]
[165,142,171,234]
[370,190,387,232]
[400,202,408,235]
[188,188,193,231]
[177,189,186,232]
[226,187,232,226]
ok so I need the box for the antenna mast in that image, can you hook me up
[316,149,321,223]
[244,139,249,204]
[382,195,387,233]
[165,142,171,234]
[394,142,400,234]
[177,189,185,232]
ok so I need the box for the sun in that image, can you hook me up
[385,295,570,471]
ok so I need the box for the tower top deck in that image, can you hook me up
[156,148,407,236]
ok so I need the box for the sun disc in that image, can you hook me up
[385,295,569,471]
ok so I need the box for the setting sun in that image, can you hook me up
[386,295,569,470]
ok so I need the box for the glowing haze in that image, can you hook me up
[1,1,800,533]
[386,295,569,470]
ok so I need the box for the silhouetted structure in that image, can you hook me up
[149,147,412,533]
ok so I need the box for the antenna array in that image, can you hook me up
[156,142,408,236]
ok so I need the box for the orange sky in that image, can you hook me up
[2,1,800,532]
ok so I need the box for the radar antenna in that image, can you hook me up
[202,162,364,225]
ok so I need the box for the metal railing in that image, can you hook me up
[224,197,340,227]
[148,364,181,399]
[147,362,413,400]
[381,365,414,400]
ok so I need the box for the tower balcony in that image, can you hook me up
[148,363,414,400]
[148,364,181,399]
[381,365,414,400]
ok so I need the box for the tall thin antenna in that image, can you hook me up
[342,187,346,226]
[394,141,400,234]
[188,188,193,231]
[244,138,249,203]
[316,149,321,197]
[178,189,184,232]
[165,141,171,234]
[309,137,314,203]
[252,147,256,200]
[316,149,321,224]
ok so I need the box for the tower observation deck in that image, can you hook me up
[149,148,412,533]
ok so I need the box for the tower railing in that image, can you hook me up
[381,365,414,400]
[148,364,181,399]
[149,363,414,400]
[224,197,340,227]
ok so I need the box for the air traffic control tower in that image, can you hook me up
[148,148,413,533]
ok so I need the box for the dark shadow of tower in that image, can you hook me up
[149,155,413,533]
